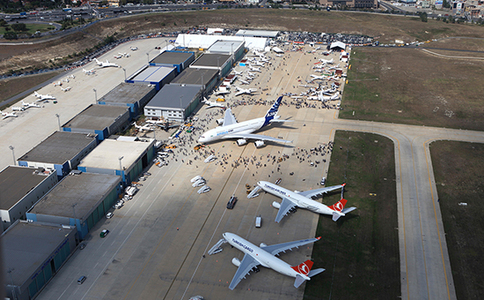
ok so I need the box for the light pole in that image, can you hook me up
[9,145,15,165]
[55,113,61,131]
[118,156,124,172]
[72,203,77,220]
[122,68,126,81]
[146,52,149,63]
[93,88,97,104]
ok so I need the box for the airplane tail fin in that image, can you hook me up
[329,198,356,221]
[292,260,314,288]
[262,96,283,127]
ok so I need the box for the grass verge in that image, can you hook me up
[304,131,399,300]
[429,141,484,300]
[0,72,61,106]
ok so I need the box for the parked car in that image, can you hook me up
[227,195,238,209]
[77,275,87,284]
[79,243,86,250]
[106,212,114,219]
[100,229,110,238]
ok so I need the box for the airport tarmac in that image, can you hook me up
[4,36,481,300]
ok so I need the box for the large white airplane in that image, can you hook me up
[234,86,257,97]
[94,58,119,68]
[256,181,356,222]
[1,111,18,119]
[202,98,225,108]
[198,96,292,148]
[216,232,325,290]
[34,91,56,101]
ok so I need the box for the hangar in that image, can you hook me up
[206,40,246,62]
[170,68,218,92]
[2,221,77,300]
[144,84,203,122]
[235,29,279,38]
[97,82,156,119]
[175,34,268,50]
[17,131,98,178]
[61,104,130,141]
[190,53,232,78]
[26,172,122,240]
[126,65,177,91]
[0,166,58,232]
[77,137,156,186]
[149,50,195,74]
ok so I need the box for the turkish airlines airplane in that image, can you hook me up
[219,232,325,290]
[256,181,356,222]
[198,96,292,148]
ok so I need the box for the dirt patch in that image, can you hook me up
[0,71,61,106]
[340,47,484,130]
[305,131,399,300]
[429,141,484,300]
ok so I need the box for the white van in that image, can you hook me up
[255,216,262,228]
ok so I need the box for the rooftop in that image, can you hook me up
[150,51,194,65]
[78,138,154,170]
[129,65,176,83]
[98,82,156,105]
[29,173,120,219]
[18,131,97,165]
[235,29,279,38]
[2,221,76,286]
[62,105,129,130]
[170,68,218,86]
[190,53,231,68]
[0,166,50,210]
[207,41,244,54]
[145,84,202,110]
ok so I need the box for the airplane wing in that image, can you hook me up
[222,109,237,126]
[224,133,292,144]
[297,184,345,198]
[261,237,320,256]
[274,197,297,223]
[228,254,259,290]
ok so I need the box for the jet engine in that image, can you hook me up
[254,140,265,148]
[272,201,281,209]
[260,243,267,247]
[232,257,241,267]
[216,118,224,126]
[236,139,248,146]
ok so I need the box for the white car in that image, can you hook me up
[106,212,114,219]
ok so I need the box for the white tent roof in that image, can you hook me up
[175,34,267,50]
[330,41,346,50]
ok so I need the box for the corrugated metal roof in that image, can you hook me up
[235,30,279,38]
[130,65,176,82]
[175,34,267,50]
[146,84,202,110]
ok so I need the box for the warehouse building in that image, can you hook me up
[3,221,77,300]
[207,40,245,63]
[62,104,130,141]
[190,53,232,78]
[26,172,122,240]
[235,29,279,39]
[77,137,156,186]
[17,131,98,178]
[175,34,267,50]
[149,50,195,74]
[144,84,203,122]
[97,82,157,119]
[0,166,58,232]
[170,68,218,92]
[126,65,177,91]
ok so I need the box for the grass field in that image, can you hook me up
[304,131,399,300]
[0,72,60,106]
[429,141,484,300]
[0,23,55,35]
[340,46,484,131]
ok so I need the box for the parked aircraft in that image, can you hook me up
[239,79,250,85]
[234,86,257,97]
[130,46,138,51]
[21,100,41,108]
[215,88,231,96]
[247,71,256,78]
[34,91,56,101]
[320,58,334,64]
[212,232,324,290]
[322,92,341,101]
[1,111,18,119]
[53,81,62,87]
[146,120,180,131]
[256,181,356,222]
[132,122,154,132]
[309,74,326,82]
[61,87,71,92]
[198,96,292,148]
[113,54,122,59]
[12,106,24,112]
[94,58,119,68]
[202,98,225,108]
[248,66,261,73]
[232,70,243,76]
[83,68,96,75]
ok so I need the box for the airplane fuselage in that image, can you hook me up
[199,117,266,143]
[223,233,308,279]
[258,181,334,216]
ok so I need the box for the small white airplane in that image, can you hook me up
[63,78,69,83]
[53,81,62,87]
[130,46,138,51]
[254,60,265,67]
[214,232,325,290]
[309,74,326,82]
[61,87,71,92]
[247,71,256,78]
[232,70,243,76]
[198,96,292,148]
[320,58,334,64]
[113,54,122,59]
[234,86,257,97]
[94,58,119,68]
[215,88,231,96]
[119,52,130,58]
[276,54,284,57]
[239,79,250,85]
[12,106,25,111]
[202,98,225,109]
[132,122,154,132]
[256,181,356,222]
[83,68,96,75]
[322,92,341,102]
[1,111,18,119]
[248,66,261,73]
[21,100,41,108]
[34,91,56,101]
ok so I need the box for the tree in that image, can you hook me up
[419,12,428,22]
[4,32,18,40]
[11,23,27,32]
